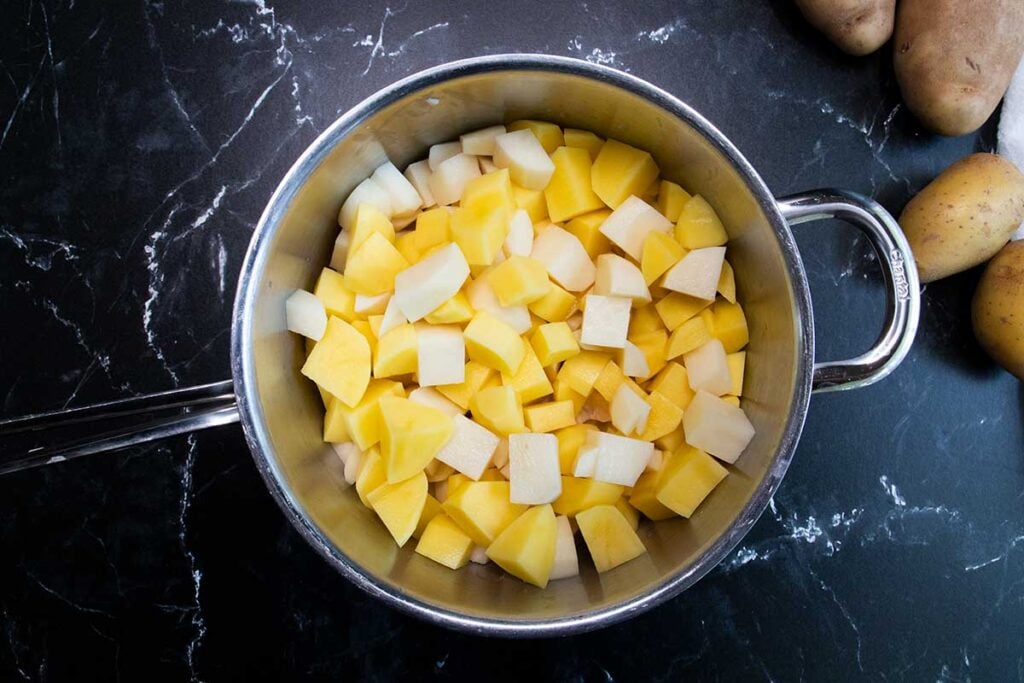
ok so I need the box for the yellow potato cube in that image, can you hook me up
[657,180,692,222]
[628,305,664,337]
[655,425,687,452]
[424,290,474,324]
[378,396,455,483]
[486,504,557,588]
[638,391,684,441]
[442,480,526,546]
[450,204,507,267]
[487,255,551,306]
[416,513,475,569]
[592,361,627,402]
[647,362,695,410]
[674,195,728,249]
[464,311,526,376]
[641,231,686,285]
[711,300,749,353]
[447,469,504,499]
[301,317,371,408]
[555,424,598,474]
[373,322,418,378]
[544,146,604,223]
[355,447,387,507]
[513,185,548,223]
[591,139,660,209]
[654,292,712,331]
[717,260,737,303]
[313,268,358,322]
[350,319,376,350]
[553,378,587,416]
[615,497,641,531]
[368,471,428,547]
[340,379,405,450]
[656,446,728,517]
[528,282,577,322]
[552,476,624,516]
[413,494,443,539]
[628,329,668,379]
[563,128,605,160]
[501,344,553,404]
[727,351,745,396]
[628,470,676,521]
[437,360,495,410]
[557,350,611,397]
[470,385,527,436]
[530,322,580,366]
[350,203,395,253]
[344,232,409,295]
[576,504,647,572]
[524,400,576,433]
[461,168,516,218]
[395,231,421,264]
[565,209,613,258]
[507,119,564,154]
[666,316,712,360]
[413,206,451,250]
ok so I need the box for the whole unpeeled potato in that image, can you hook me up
[893,0,1024,136]
[794,0,895,56]
[973,241,1024,380]
[900,153,1024,283]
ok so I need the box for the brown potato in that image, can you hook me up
[900,153,1024,283]
[894,0,1024,136]
[794,0,895,56]
[973,241,1024,380]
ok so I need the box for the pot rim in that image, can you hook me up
[230,53,814,637]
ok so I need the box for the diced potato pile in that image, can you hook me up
[286,121,756,589]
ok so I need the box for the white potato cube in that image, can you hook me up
[583,430,653,487]
[286,289,327,340]
[332,442,357,465]
[393,243,470,322]
[435,414,500,480]
[330,230,351,271]
[530,226,596,292]
[378,295,408,337]
[416,324,465,387]
[428,141,462,171]
[478,156,499,174]
[371,161,422,217]
[619,340,650,378]
[429,153,481,206]
[572,444,598,477]
[491,438,509,469]
[465,275,532,334]
[661,247,726,300]
[493,129,555,190]
[580,294,631,349]
[594,253,651,304]
[338,177,393,230]
[503,209,534,257]
[461,124,507,156]
[469,546,490,564]
[683,390,755,463]
[508,433,562,504]
[407,386,464,417]
[354,291,391,315]
[645,449,664,473]
[343,447,365,485]
[550,515,580,580]
[684,339,732,395]
[610,384,650,435]
[598,195,672,260]
[403,159,436,207]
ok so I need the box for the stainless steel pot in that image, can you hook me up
[0,55,919,636]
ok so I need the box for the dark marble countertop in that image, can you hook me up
[2,1,1022,680]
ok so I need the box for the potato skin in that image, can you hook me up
[894,0,1024,136]
[973,241,1024,380]
[900,154,1024,283]
[794,0,895,56]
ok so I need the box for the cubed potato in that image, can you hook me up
[429,153,481,205]
[373,322,418,378]
[428,141,462,170]
[684,339,732,396]
[628,470,677,521]
[437,360,495,410]
[339,177,393,230]
[301,317,372,408]
[710,300,749,353]
[424,290,474,324]
[416,513,475,569]
[493,129,555,190]
[508,433,562,504]
[654,292,711,331]
[464,311,526,376]
[628,329,668,379]
[393,242,470,322]
[371,161,423,218]
[513,185,548,223]
[286,289,327,340]
[661,247,726,301]
[717,260,737,303]
[403,159,436,208]
[656,446,728,517]
[530,225,596,292]
[594,253,651,304]
[442,480,526,546]
[339,379,404,450]
[566,209,613,258]
[576,504,647,572]
[638,391,684,441]
[528,282,577,322]
[378,396,455,482]
[435,414,500,480]
[667,316,713,360]
[557,350,611,397]
[469,385,527,436]
[367,471,428,547]
[610,384,651,436]
[619,340,650,378]
[580,294,631,349]
[640,231,686,285]
[485,504,557,588]
[343,232,409,296]
[523,400,576,433]
[545,146,604,223]
[531,322,580,366]
[488,255,551,306]
[350,203,396,254]
[552,476,624,517]
[408,386,463,416]
[682,390,755,463]
[674,195,728,249]
[460,124,507,156]
[599,196,673,261]
[550,515,580,579]
[501,344,553,404]
[504,209,534,257]
[657,180,692,222]
[578,429,653,487]
[591,139,659,209]
[416,324,465,387]
[355,447,387,507]
[563,128,604,160]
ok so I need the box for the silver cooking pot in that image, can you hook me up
[0,55,919,636]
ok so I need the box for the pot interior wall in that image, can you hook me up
[244,64,804,626]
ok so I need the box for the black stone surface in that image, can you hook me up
[1,1,1022,680]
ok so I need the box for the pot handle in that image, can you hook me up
[776,189,920,393]
[0,380,239,476]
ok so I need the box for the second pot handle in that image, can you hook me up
[776,189,920,393]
